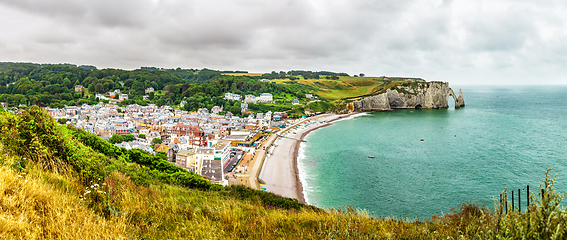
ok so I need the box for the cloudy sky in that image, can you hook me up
[0,0,566,85]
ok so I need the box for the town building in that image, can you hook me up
[244,95,257,103]
[224,93,241,101]
[240,103,248,113]
[176,150,197,171]
[38,100,287,187]
[74,85,85,92]
[222,131,262,147]
[259,93,273,102]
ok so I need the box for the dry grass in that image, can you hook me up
[0,150,393,239]
[0,158,128,239]
[4,150,565,239]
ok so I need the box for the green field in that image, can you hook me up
[272,76,414,101]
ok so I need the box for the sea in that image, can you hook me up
[297,85,567,219]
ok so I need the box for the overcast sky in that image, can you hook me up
[0,0,566,85]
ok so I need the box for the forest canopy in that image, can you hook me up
[0,63,318,111]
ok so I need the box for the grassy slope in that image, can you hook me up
[2,107,567,239]
[271,76,419,102]
[271,76,382,100]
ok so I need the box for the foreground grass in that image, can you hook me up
[0,162,128,239]
[0,156,393,239]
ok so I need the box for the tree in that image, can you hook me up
[95,83,104,93]
[109,134,124,144]
[138,134,146,139]
[57,118,67,125]
[152,138,163,145]
[230,105,241,115]
[62,78,71,88]
[359,73,365,77]
[123,134,134,142]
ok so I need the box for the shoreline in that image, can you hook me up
[292,122,331,204]
[260,112,360,205]
[293,112,361,204]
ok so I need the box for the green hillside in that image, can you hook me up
[0,63,432,116]
[271,76,424,101]
[2,107,567,238]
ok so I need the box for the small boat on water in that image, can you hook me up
[368,156,375,158]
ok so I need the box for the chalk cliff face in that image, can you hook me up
[348,81,464,112]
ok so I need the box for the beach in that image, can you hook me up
[258,113,357,203]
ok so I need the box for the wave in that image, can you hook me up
[297,113,368,206]
[297,142,311,205]
[331,112,368,123]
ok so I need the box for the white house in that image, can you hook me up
[259,93,273,102]
[224,93,241,101]
[96,94,108,100]
[213,140,231,165]
[240,103,248,113]
[244,95,257,103]
[211,106,222,114]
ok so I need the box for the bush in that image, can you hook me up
[0,106,109,182]
[109,134,124,144]
[152,138,162,145]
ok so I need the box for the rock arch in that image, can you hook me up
[448,88,465,108]
[349,82,465,112]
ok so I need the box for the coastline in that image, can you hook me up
[292,122,331,203]
[259,112,360,205]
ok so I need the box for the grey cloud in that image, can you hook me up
[464,15,536,52]
[1,0,567,84]
[0,0,151,28]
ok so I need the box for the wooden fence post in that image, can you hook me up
[519,188,521,213]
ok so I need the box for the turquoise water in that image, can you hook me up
[298,85,567,219]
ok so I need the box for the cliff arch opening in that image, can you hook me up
[447,88,460,109]
[447,96,455,109]
[415,104,422,109]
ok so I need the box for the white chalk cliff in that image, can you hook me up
[348,81,464,112]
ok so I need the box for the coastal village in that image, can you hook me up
[1,86,312,188]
